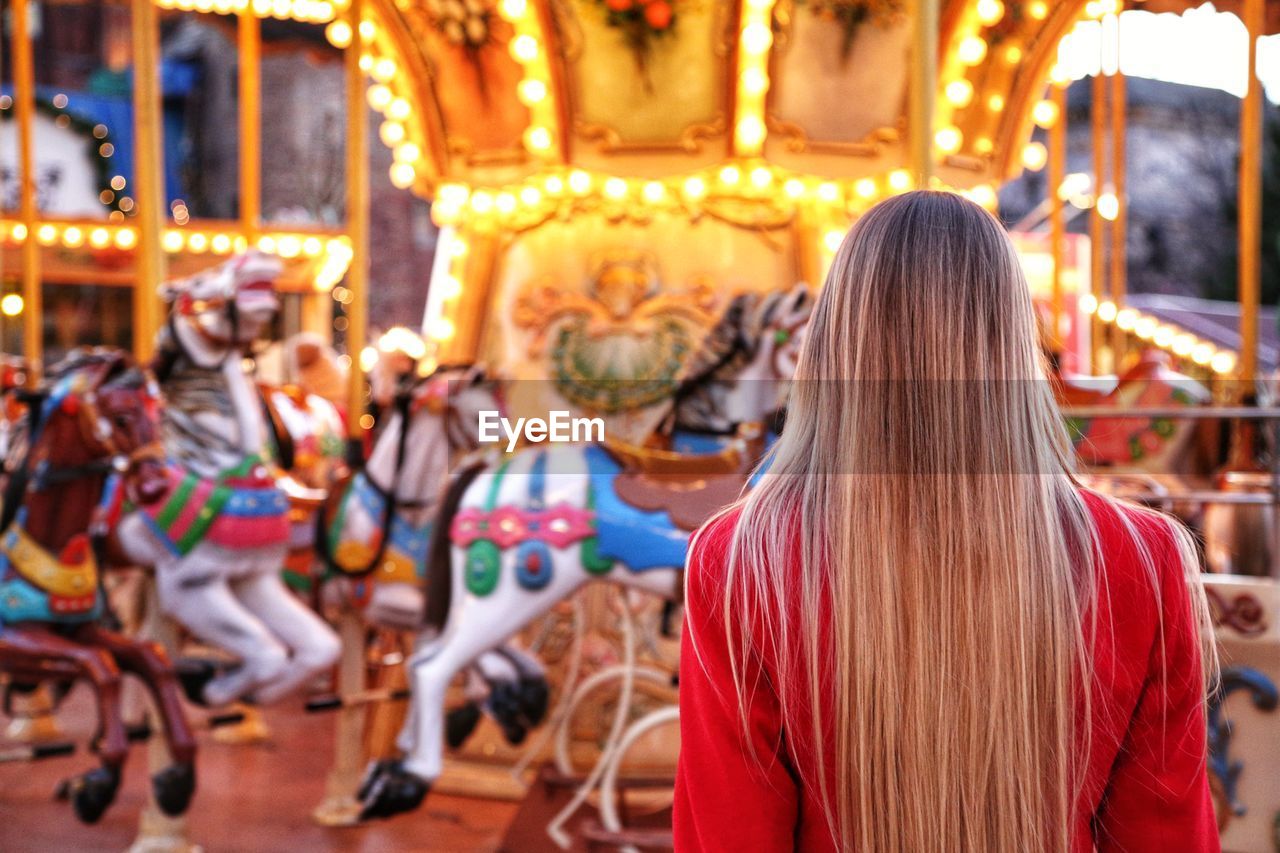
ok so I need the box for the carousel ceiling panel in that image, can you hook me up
[764,0,908,170]
[550,0,736,172]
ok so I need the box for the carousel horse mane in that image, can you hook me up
[159,356,243,480]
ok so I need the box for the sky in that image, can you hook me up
[1057,3,1280,103]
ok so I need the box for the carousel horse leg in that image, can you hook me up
[0,627,129,824]
[4,683,65,744]
[229,570,341,704]
[153,565,293,706]
[72,624,197,816]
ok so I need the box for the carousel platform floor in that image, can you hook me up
[0,683,517,852]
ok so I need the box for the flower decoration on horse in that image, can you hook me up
[804,0,905,63]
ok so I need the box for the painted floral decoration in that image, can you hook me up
[594,0,677,91]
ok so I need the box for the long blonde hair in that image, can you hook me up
[713,191,1214,851]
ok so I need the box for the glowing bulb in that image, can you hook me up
[394,142,421,163]
[1003,44,1023,64]
[568,170,591,194]
[976,0,1004,25]
[783,178,805,199]
[61,226,83,248]
[958,36,987,65]
[470,191,494,214]
[0,294,23,317]
[642,181,665,203]
[88,228,109,248]
[325,20,352,47]
[510,35,538,63]
[1134,317,1157,339]
[855,178,877,198]
[741,68,768,97]
[114,228,137,249]
[750,167,772,188]
[935,126,963,154]
[520,186,543,206]
[1096,301,1118,323]
[438,275,462,299]
[390,162,416,189]
[741,23,772,54]
[380,121,405,146]
[736,116,765,149]
[1192,343,1214,365]
[974,136,993,154]
[1116,308,1137,330]
[162,230,184,252]
[1021,141,1048,171]
[945,79,974,107]
[720,165,741,186]
[36,224,57,245]
[428,316,456,341]
[387,98,411,121]
[517,79,547,104]
[367,85,392,110]
[823,230,843,252]
[1079,294,1099,314]
[1153,326,1176,347]
[1032,100,1059,128]
[684,176,708,200]
[816,181,839,203]
[987,93,1005,111]
[1097,192,1119,221]
[888,170,912,192]
[1027,0,1048,20]
[1211,352,1237,375]
[524,126,553,152]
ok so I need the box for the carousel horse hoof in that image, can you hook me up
[517,676,550,727]
[500,722,529,746]
[358,761,429,820]
[357,759,399,802]
[445,702,483,750]
[57,765,121,824]
[175,657,222,706]
[487,681,527,743]
[152,761,196,816]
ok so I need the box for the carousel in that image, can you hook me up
[1,0,1278,849]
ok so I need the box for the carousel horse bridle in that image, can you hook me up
[0,374,164,536]
[313,365,479,579]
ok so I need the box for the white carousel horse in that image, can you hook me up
[358,284,813,819]
[116,252,341,706]
[315,365,550,744]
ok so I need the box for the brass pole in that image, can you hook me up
[12,0,40,376]
[908,0,939,184]
[1109,70,1127,365]
[131,0,166,363]
[238,10,261,238]
[344,0,369,441]
[1240,0,1263,389]
[1089,70,1108,373]
[1049,82,1067,353]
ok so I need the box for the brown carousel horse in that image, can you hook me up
[0,349,196,824]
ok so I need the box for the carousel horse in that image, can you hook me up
[0,350,198,824]
[314,365,550,745]
[358,284,812,818]
[116,252,341,707]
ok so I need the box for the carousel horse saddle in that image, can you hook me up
[0,526,102,625]
[602,425,762,533]
[141,455,290,556]
[325,471,430,585]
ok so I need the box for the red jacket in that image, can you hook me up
[674,491,1218,852]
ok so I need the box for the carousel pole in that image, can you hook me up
[1239,0,1263,393]
[1108,65,1128,367]
[1049,82,1067,353]
[238,9,260,238]
[908,0,939,183]
[1089,69,1108,373]
[313,0,371,826]
[131,0,166,363]
[12,0,40,377]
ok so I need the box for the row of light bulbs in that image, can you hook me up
[1,220,353,292]
[1080,294,1237,376]
[155,0,339,23]
[429,164,1000,229]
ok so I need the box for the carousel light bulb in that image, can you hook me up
[1097,192,1119,221]
[684,175,708,200]
[394,141,421,163]
[114,228,137,250]
[373,58,397,83]
[736,116,766,150]
[520,186,543,206]
[976,0,1004,26]
[935,126,963,154]
[380,121,405,146]
[783,178,805,199]
[186,232,208,253]
[302,237,323,257]
[741,23,772,55]
[750,166,772,188]
[1027,0,1048,20]
[1115,308,1137,330]
[888,170,912,192]
[975,136,993,154]
[525,126,553,152]
[823,230,843,252]
[162,230,183,252]
[88,227,109,248]
[61,226,84,248]
[604,178,628,200]
[854,178,877,198]
[642,181,665,203]
[568,170,591,194]
[387,98,411,121]
[470,191,494,213]
[1192,343,1214,365]
[451,239,469,258]
[518,79,548,105]
[359,54,373,72]
[987,93,1005,111]
[970,184,997,209]
[428,316,456,341]
[1004,44,1023,64]
[1153,326,1176,347]
[1096,300,1117,323]
[741,68,768,97]
[360,346,379,373]
[1021,141,1048,171]
[1049,64,1071,87]
[233,236,249,252]
[500,0,526,19]
[1,294,23,317]
[816,181,839,202]
[945,79,974,107]
[544,175,564,194]
[390,162,416,188]
[1134,317,1157,339]
[36,224,57,245]
[438,183,469,207]
[496,192,517,214]
[367,85,392,110]
[1172,334,1195,357]
[958,36,987,66]
[510,35,539,63]
[439,275,463,299]
[1032,100,1059,128]
[359,20,376,41]
[1078,293,1099,314]
[719,165,741,186]
[1211,352,1237,374]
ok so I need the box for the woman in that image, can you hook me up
[674,191,1217,852]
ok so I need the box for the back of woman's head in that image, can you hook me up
[716,191,1198,852]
